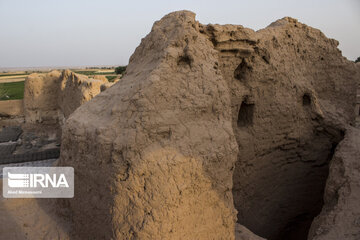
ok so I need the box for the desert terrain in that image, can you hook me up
[0,10,359,240]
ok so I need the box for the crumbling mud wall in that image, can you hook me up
[58,11,360,240]
[199,17,359,240]
[58,70,104,119]
[355,66,360,127]
[308,127,360,240]
[59,11,238,240]
[0,100,24,117]
[24,70,107,125]
[24,71,61,124]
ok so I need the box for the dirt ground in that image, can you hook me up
[0,179,70,240]
[0,78,26,83]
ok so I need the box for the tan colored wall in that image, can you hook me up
[24,71,61,124]
[58,70,104,119]
[0,99,24,117]
[23,70,107,125]
[58,11,359,240]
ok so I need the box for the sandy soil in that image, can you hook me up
[0,75,28,79]
[0,179,70,240]
[0,78,26,83]
[94,69,114,73]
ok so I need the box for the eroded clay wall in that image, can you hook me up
[58,11,238,240]
[24,70,107,125]
[200,17,359,240]
[24,71,61,124]
[57,11,359,240]
[0,99,24,117]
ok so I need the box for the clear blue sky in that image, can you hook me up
[0,0,359,68]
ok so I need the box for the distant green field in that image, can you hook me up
[0,71,46,77]
[106,76,117,82]
[73,71,115,76]
[0,73,28,77]
[0,81,25,101]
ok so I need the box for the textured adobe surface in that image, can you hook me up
[59,11,238,239]
[58,11,360,240]
[24,71,61,124]
[0,100,23,117]
[199,16,359,240]
[309,127,360,240]
[24,70,106,125]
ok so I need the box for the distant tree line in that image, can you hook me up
[85,66,114,69]
[115,66,127,75]
[355,57,360,63]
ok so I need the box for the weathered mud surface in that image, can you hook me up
[58,11,360,240]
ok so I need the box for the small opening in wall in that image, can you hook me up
[177,55,192,67]
[234,59,252,81]
[237,102,254,127]
[302,94,311,106]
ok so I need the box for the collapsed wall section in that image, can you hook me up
[58,70,104,119]
[24,70,107,125]
[200,17,358,240]
[24,71,61,124]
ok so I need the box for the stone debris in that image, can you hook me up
[0,126,60,165]
[0,126,22,143]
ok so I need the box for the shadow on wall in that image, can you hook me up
[232,89,345,240]
[57,146,240,239]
